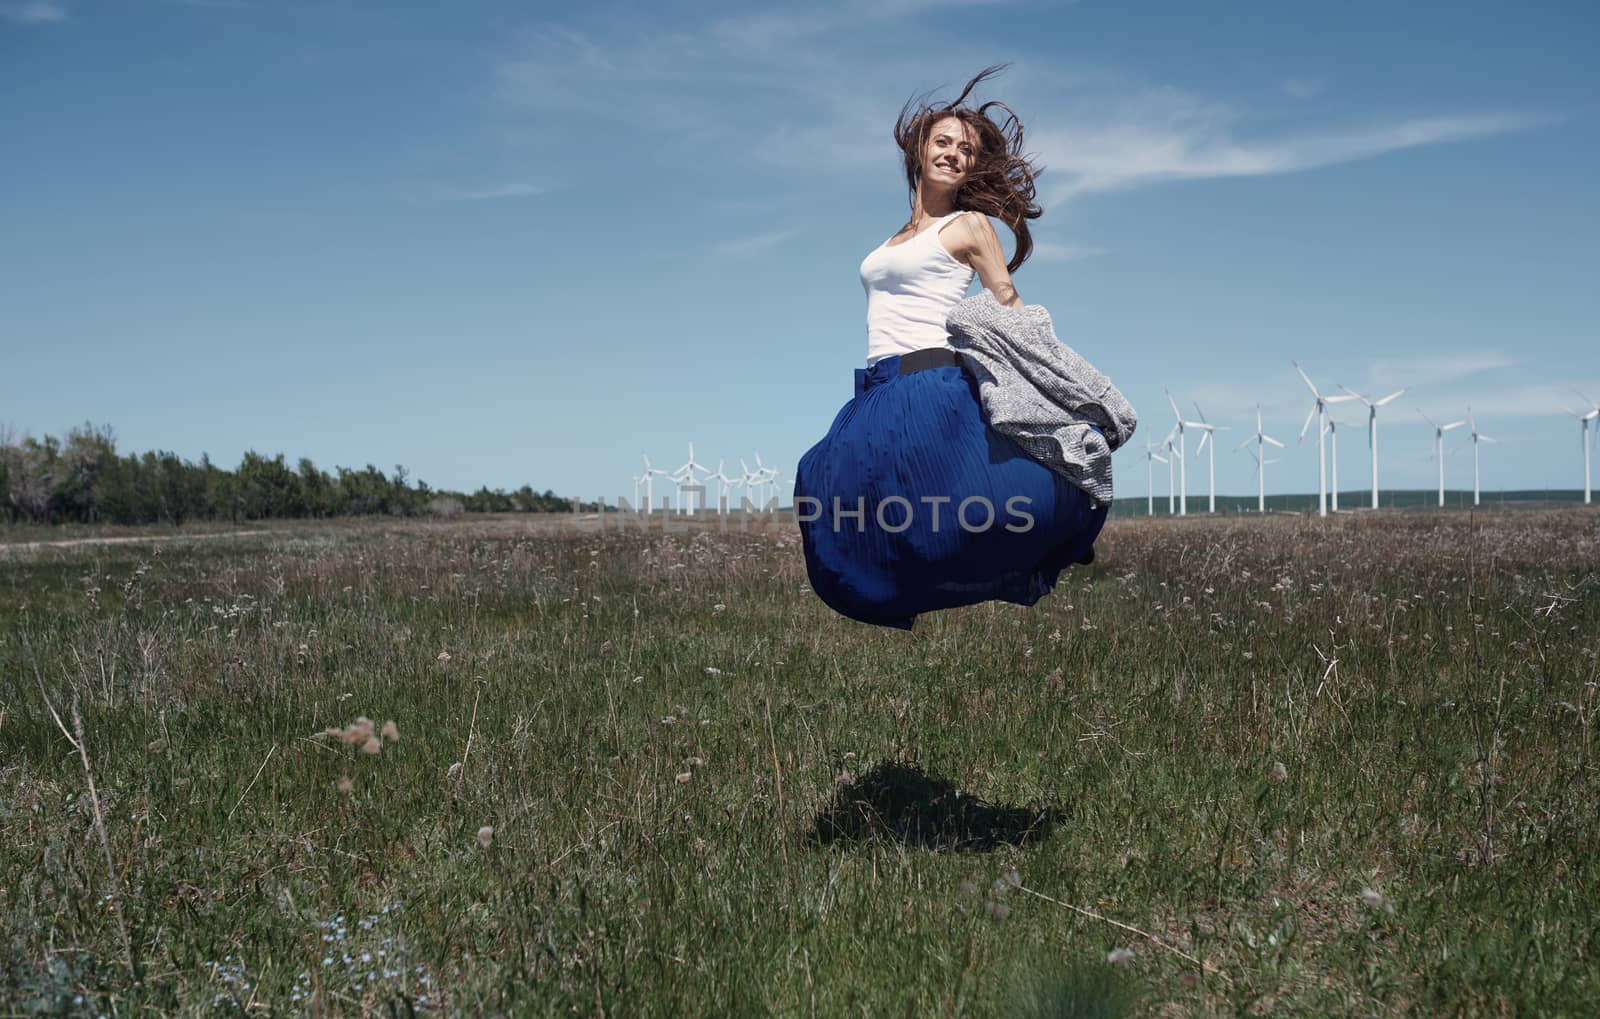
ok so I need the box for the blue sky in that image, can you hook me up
[3,0,1597,505]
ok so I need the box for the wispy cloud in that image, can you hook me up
[1366,350,1515,390]
[1283,76,1328,100]
[710,227,803,255]
[435,182,550,202]
[1033,94,1554,204]
[1031,241,1104,261]
[1,1,66,23]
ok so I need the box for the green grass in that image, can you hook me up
[2,509,1598,1015]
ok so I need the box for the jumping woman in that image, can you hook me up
[793,64,1112,630]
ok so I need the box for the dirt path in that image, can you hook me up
[0,529,273,554]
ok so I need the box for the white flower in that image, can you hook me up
[1271,761,1288,782]
[476,825,494,848]
[1106,947,1135,968]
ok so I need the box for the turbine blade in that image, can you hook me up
[1264,435,1285,448]
[1442,421,1466,431]
[1166,390,1183,421]
[1417,409,1437,429]
[1193,400,1209,424]
[1299,401,1317,443]
[1376,387,1407,406]
[1293,361,1318,397]
[1338,384,1371,404]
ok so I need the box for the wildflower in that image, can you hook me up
[704,667,722,676]
[446,761,462,783]
[599,640,613,655]
[1106,947,1135,968]
[476,825,493,848]
[437,651,452,665]
[684,756,704,767]
[145,738,167,753]
[335,776,353,793]
[1045,667,1063,690]
[1271,761,1288,783]
[1359,887,1394,914]
[381,720,400,742]
[713,603,726,612]
[984,900,1010,921]
[675,771,692,784]
[361,736,381,756]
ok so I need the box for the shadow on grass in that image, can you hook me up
[807,761,1062,853]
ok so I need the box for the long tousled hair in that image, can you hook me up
[893,63,1043,274]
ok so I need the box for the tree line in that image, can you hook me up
[0,423,597,526]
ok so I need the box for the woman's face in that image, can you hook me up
[923,116,978,188]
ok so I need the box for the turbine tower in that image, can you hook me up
[1145,438,1171,515]
[1340,384,1408,510]
[1467,409,1496,506]
[1572,391,1598,505]
[1235,405,1284,512]
[1165,391,1191,516]
[1294,362,1356,518]
[1418,411,1466,508]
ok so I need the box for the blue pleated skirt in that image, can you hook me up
[793,352,1108,631]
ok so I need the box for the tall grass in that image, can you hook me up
[2,509,1597,1015]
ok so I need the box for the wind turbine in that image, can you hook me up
[1467,409,1496,506]
[640,454,671,514]
[751,451,776,510]
[670,442,713,514]
[1163,433,1178,514]
[1165,391,1191,516]
[1418,410,1466,508]
[1295,362,1357,517]
[708,459,741,513]
[1570,391,1598,505]
[1326,415,1347,512]
[1339,384,1408,510]
[1143,442,1168,516]
[1235,405,1284,512]
[1188,401,1226,513]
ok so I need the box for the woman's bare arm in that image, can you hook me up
[942,211,1022,308]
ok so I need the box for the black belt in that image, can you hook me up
[896,347,963,374]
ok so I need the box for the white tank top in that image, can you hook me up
[859,210,977,367]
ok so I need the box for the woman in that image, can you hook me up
[793,64,1108,631]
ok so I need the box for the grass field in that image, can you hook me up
[3,508,1598,1016]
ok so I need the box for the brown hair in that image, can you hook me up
[893,63,1043,274]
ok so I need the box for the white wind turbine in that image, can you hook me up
[1165,391,1191,516]
[640,454,671,514]
[708,459,741,513]
[1418,410,1467,508]
[1466,408,1497,506]
[1188,401,1226,513]
[750,451,778,510]
[1143,441,1168,516]
[1295,362,1357,517]
[670,442,713,515]
[1340,384,1408,510]
[1235,405,1284,513]
[1325,415,1348,512]
[1570,391,1598,505]
[738,458,761,510]
[1161,433,1179,514]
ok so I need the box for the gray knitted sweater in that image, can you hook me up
[945,289,1137,508]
